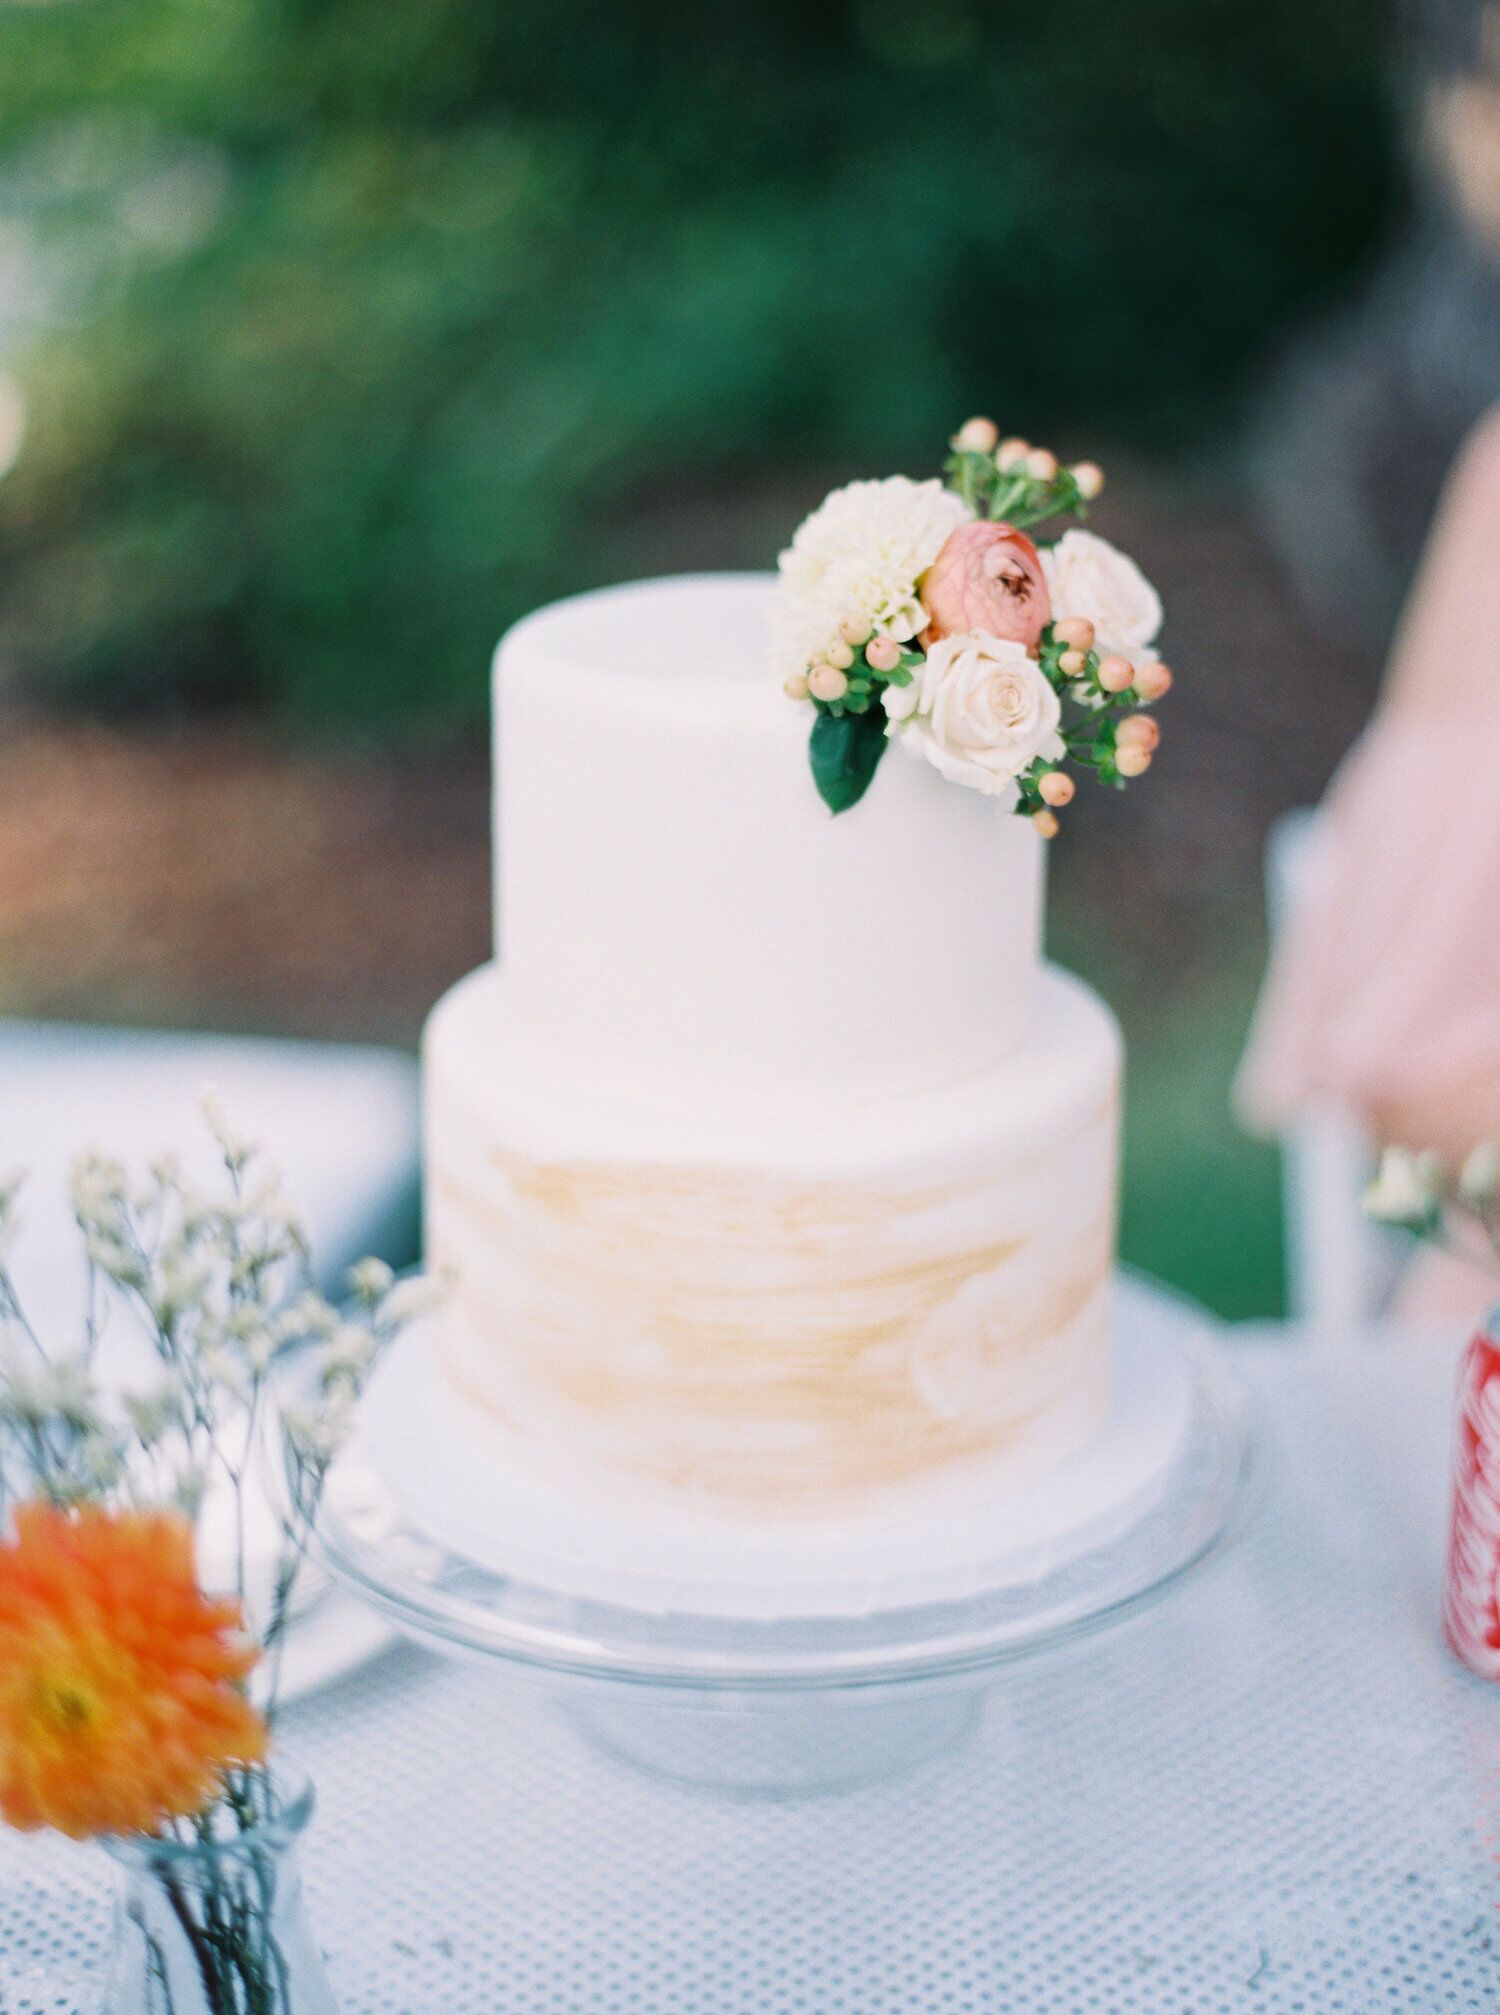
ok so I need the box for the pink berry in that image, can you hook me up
[1116,713,1160,751]
[1058,648,1087,677]
[1097,655,1135,694]
[953,416,999,454]
[1114,742,1152,778]
[808,664,849,703]
[865,635,902,673]
[1133,660,1173,702]
[1071,461,1104,500]
[1053,616,1095,651]
[1038,770,1076,808]
[1032,808,1060,839]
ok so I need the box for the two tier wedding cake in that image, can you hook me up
[421,423,1175,1562]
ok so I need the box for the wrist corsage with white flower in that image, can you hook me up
[772,418,1174,825]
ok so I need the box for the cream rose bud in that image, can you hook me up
[883,599,925,643]
[884,631,1066,797]
[1041,528,1163,662]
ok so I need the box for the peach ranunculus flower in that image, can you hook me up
[0,1502,266,1838]
[919,521,1052,652]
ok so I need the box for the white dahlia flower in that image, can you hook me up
[770,476,971,683]
[1040,529,1162,664]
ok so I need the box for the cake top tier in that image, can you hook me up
[501,573,773,719]
[492,574,1044,1102]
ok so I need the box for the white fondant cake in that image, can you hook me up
[423,573,1122,1523]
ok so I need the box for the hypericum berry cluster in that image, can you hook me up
[782,614,921,718]
[1016,612,1173,836]
[946,416,1103,530]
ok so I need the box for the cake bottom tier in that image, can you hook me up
[422,964,1121,1524]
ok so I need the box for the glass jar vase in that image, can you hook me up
[101,1764,335,2015]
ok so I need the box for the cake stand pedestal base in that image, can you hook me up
[315,1278,1256,1794]
[567,1686,979,1796]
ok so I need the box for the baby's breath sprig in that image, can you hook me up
[0,1104,439,1732]
[0,1111,443,1976]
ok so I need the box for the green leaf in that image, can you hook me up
[809,707,889,815]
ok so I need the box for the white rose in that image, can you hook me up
[1041,529,1162,662]
[885,631,1065,797]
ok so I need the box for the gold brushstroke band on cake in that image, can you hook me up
[422,962,1122,1520]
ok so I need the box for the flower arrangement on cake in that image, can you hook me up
[0,1103,434,2014]
[773,418,1173,820]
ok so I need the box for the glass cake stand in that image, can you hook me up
[313,1280,1259,1793]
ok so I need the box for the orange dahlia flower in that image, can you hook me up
[0,1502,266,1839]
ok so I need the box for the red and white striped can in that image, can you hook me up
[1443,1318,1500,1680]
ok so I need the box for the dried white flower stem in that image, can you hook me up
[0,1100,436,1751]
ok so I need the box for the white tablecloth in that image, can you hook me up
[3,1310,1498,2014]
[0,1017,419,1294]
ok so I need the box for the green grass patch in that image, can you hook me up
[1053,895,1285,1322]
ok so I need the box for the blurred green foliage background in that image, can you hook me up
[0,0,1405,1319]
[0,0,1393,733]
